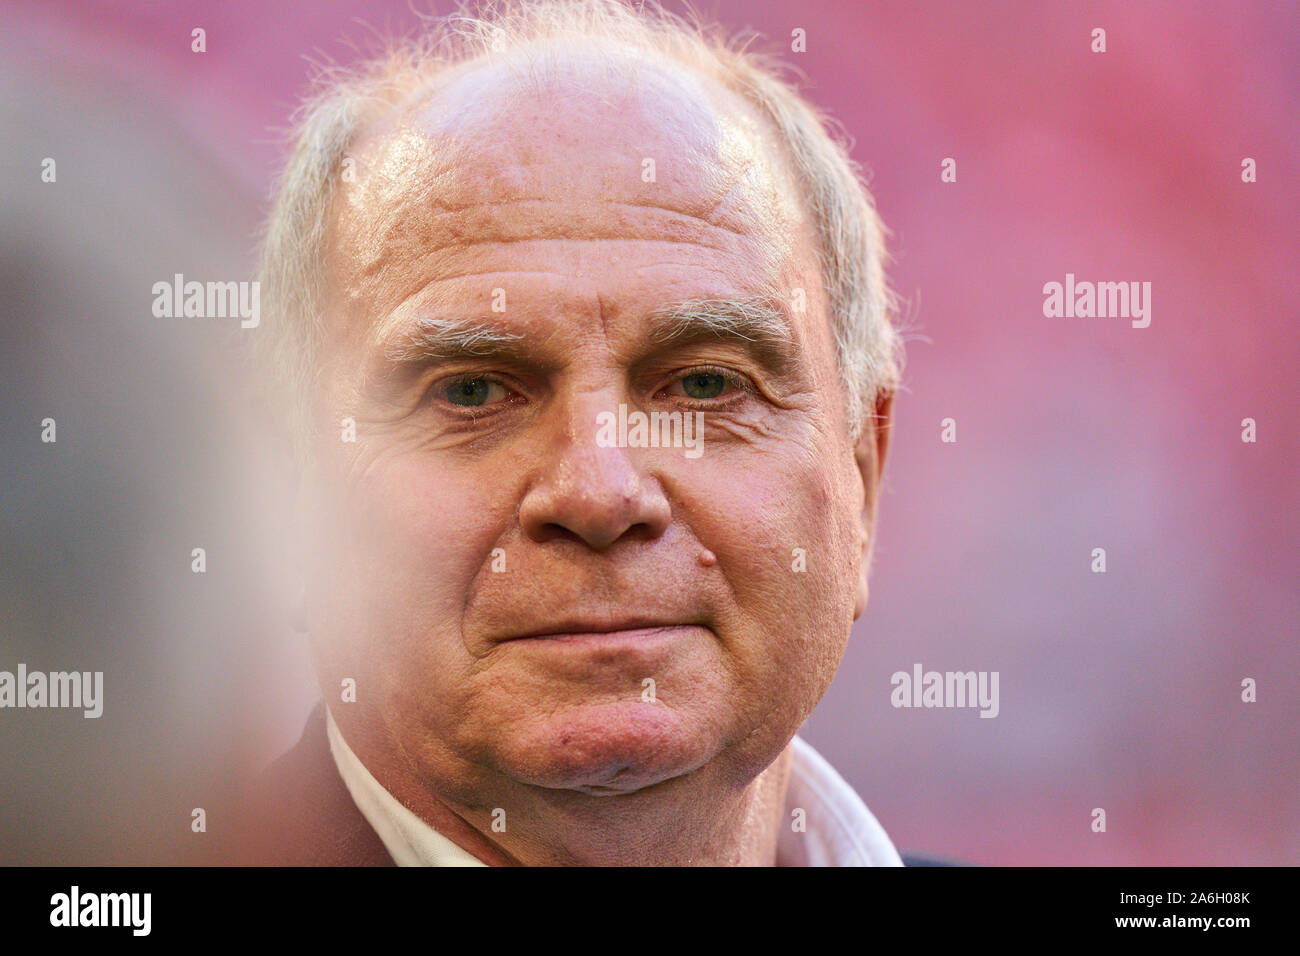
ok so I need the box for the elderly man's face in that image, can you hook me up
[305,53,886,819]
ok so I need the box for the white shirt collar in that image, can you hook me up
[777,733,903,866]
[326,706,901,867]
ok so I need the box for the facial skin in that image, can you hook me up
[300,46,893,865]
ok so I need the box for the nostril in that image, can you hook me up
[534,522,588,546]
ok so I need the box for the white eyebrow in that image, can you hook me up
[376,296,798,377]
[647,297,793,346]
[382,315,526,364]
[646,297,798,372]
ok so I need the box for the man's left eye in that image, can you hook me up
[441,376,510,407]
[665,368,743,401]
[680,371,727,399]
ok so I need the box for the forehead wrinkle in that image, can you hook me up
[341,222,775,333]
[348,197,757,289]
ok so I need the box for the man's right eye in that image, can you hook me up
[440,376,510,408]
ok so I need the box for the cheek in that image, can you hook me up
[691,424,863,582]
[312,449,510,700]
[674,432,861,664]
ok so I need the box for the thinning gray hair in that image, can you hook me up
[256,0,904,461]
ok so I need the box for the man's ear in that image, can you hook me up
[853,390,894,620]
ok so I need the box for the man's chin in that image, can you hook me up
[488,701,721,794]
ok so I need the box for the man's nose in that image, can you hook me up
[518,402,672,551]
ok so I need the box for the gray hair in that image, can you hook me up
[256,0,904,460]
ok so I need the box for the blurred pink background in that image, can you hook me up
[1,0,1295,864]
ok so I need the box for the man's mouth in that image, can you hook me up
[500,620,703,647]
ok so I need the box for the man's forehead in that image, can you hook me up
[330,46,809,289]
